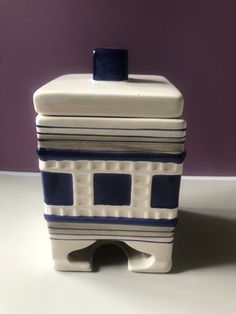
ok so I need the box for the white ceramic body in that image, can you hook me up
[34,73,186,273]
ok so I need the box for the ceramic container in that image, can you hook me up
[33,48,186,272]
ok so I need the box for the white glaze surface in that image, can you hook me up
[50,238,173,272]
[34,74,184,118]
[36,115,187,130]
[36,115,187,137]
[36,115,186,153]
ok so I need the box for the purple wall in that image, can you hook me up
[1,0,236,175]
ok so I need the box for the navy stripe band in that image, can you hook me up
[37,132,186,139]
[48,227,174,232]
[38,148,186,163]
[50,238,174,244]
[39,139,185,144]
[37,125,187,132]
[44,214,178,227]
[49,232,173,238]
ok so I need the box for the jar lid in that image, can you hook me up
[34,73,183,118]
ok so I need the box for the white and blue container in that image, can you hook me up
[33,48,186,272]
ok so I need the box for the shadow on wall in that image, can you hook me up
[172,209,236,273]
[92,210,236,273]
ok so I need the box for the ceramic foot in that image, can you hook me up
[124,241,173,273]
[50,239,173,273]
[51,239,96,271]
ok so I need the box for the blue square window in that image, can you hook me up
[94,173,131,206]
[151,175,181,208]
[41,171,73,206]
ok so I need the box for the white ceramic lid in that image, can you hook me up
[33,74,184,118]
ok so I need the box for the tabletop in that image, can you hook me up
[0,173,235,314]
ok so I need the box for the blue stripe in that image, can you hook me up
[39,139,185,144]
[48,227,174,233]
[50,237,174,244]
[38,148,186,163]
[49,232,173,238]
[37,132,186,140]
[37,125,187,132]
[44,214,178,227]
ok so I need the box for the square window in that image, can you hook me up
[151,175,181,208]
[41,171,73,205]
[94,173,131,206]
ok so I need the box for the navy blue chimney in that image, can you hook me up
[93,48,128,81]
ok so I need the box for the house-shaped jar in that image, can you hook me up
[33,48,186,272]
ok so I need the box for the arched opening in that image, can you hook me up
[93,241,127,271]
[67,240,151,271]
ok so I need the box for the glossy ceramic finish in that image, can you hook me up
[36,115,186,153]
[39,158,182,219]
[93,48,128,81]
[33,74,184,118]
[33,49,186,273]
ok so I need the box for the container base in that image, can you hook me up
[50,238,173,273]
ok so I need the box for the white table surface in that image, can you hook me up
[0,173,236,314]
